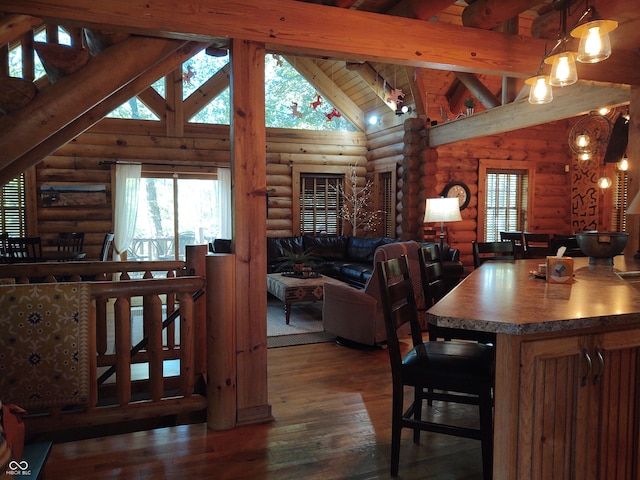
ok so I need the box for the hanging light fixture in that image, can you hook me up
[527,1,617,105]
[571,5,618,63]
[525,75,553,104]
[545,3,578,87]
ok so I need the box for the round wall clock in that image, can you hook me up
[442,182,470,210]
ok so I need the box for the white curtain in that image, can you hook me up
[218,167,232,239]
[113,164,142,260]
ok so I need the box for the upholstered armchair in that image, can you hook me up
[323,241,425,347]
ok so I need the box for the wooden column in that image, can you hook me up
[206,253,236,430]
[230,38,271,425]
[627,86,640,258]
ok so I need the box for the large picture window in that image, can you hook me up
[299,173,343,235]
[129,171,221,260]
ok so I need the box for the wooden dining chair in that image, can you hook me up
[419,245,496,345]
[522,232,551,258]
[378,255,494,479]
[499,231,524,258]
[57,232,85,253]
[7,236,43,262]
[99,233,114,261]
[472,240,516,268]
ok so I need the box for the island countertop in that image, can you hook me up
[425,256,640,336]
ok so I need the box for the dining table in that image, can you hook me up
[426,256,640,480]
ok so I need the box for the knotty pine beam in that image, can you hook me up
[386,0,457,21]
[0,14,42,46]
[285,56,365,131]
[0,0,573,80]
[462,0,542,29]
[428,82,631,147]
[0,39,207,185]
[345,62,397,112]
[229,38,271,426]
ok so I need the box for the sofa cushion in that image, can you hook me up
[267,236,304,263]
[339,263,374,287]
[347,236,385,263]
[302,235,349,260]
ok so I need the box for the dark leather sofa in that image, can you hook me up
[267,234,462,289]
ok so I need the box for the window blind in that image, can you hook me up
[300,174,343,235]
[485,170,528,242]
[381,172,394,237]
[0,174,26,236]
[612,171,628,232]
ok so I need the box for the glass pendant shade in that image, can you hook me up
[525,75,553,105]
[575,133,591,153]
[571,19,617,63]
[597,176,612,189]
[545,51,578,86]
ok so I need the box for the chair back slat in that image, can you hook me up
[57,232,85,253]
[100,233,115,261]
[7,236,43,262]
[472,241,515,268]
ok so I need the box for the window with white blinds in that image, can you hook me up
[299,173,343,235]
[612,171,628,232]
[484,169,528,242]
[0,174,26,236]
[381,172,394,237]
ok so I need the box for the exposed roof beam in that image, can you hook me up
[429,82,631,147]
[462,0,542,29]
[1,0,636,84]
[455,72,501,109]
[0,37,194,180]
[386,0,457,21]
[0,14,43,46]
[345,62,398,111]
[284,56,365,131]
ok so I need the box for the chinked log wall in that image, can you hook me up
[36,119,369,245]
[36,116,573,267]
[422,120,574,266]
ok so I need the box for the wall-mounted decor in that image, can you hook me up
[40,184,107,207]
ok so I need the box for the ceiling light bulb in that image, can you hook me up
[547,52,578,87]
[526,75,553,105]
[598,107,611,116]
[618,157,629,171]
[576,134,590,149]
[597,176,612,189]
[368,115,378,126]
[571,18,617,63]
[579,152,591,161]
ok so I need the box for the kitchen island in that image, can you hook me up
[426,256,640,480]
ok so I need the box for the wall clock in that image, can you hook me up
[442,182,470,210]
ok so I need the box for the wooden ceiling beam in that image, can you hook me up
[284,56,365,131]
[0,0,613,82]
[461,0,542,29]
[345,62,398,111]
[0,37,193,180]
[0,14,42,46]
[0,40,209,186]
[454,72,501,109]
[428,82,631,147]
[386,0,457,21]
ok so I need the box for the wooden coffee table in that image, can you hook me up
[267,273,348,324]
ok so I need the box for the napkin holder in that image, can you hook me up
[546,256,574,284]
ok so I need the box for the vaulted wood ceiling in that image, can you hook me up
[0,0,638,182]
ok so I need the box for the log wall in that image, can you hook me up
[34,119,369,250]
[420,119,574,266]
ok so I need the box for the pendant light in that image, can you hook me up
[545,51,578,87]
[570,6,618,63]
[525,75,553,105]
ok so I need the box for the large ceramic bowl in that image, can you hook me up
[575,232,628,264]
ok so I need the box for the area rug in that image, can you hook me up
[267,297,335,348]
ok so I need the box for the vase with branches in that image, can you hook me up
[333,165,383,236]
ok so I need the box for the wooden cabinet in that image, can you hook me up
[516,328,640,479]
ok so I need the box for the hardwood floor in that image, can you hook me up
[43,341,485,479]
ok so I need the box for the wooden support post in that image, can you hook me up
[230,38,271,425]
[186,244,208,376]
[206,253,237,430]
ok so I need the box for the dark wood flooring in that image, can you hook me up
[43,340,485,479]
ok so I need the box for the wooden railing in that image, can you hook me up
[0,246,210,434]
